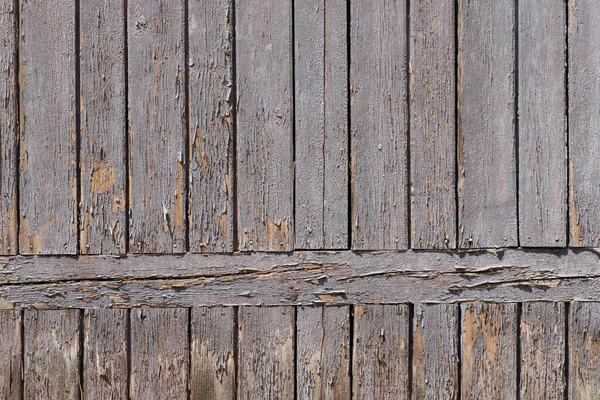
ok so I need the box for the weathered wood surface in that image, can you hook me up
[353,304,409,399]
[238,306,295,399]
[0,311,21,399]
[19,0,77,254]
[130,308,189,399]
[188,0,234,253]
[128,0,186,253]
[461,302,517,399]
[80,0,127,255]
[190,306,236,399]
[412,303,459,399]
[569,302,600,399]
[520,302,566,399]
[409,0,456,250]
[297,306,351,399]
[24,310,80,399]
[457,0,517,248]
[294,0,348,250]
[236,0,294,252]
[518,0,567,248]
[350,0,408,250]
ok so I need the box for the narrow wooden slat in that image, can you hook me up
[83,309,128,399]
[190,306,236,399]
[350,0,408,250]
[569,302,600,399]
[520,302,565,399]
[461,302,518,399]
[19,0,76,254]
[128,0,186,253]
[0,311,21,399]
[353,304,409,399]
[130,308,189,399]
[238,306,294,399]
[294,0,348,249]
[409,0,456,249]
[188,0,234,253]
[24,310,80,399]
[412,304,459,399]
[236,0,294,251]
[297,306,351,399]
[457,0,517,248]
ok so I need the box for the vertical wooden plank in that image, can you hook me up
[190,306,236,399]
[457,0,517,248]
[128,0,186,254]
[409,0,456,249]
[236,0,294,252]
[83,309,128,399]
[80,0,127,255]
[461,302,518,399]
[353,304,410,399]
[0,311,21,399]
[24,310,80,399]
[238,306,294,399]
[520,302,565,399]
[412,304,459,399]
[19,0,77,254]
[297,306,351,400]
[569,302,600,399]
[130,308,189,399]
[294,0,348,250]
[350,0,408,250]
[188,0,234,253]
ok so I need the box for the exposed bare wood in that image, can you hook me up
[569,301,600,399]
[0,311,21,399]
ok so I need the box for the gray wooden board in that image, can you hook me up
[0,310,21,400]
[409,0,456,250]
[569,301,600,399]
[188,0,234,253]
[294,0,348,250]
[236,0,294,251]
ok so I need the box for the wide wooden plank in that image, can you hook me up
[457,0,517,248]
[236,0,294,251]
[130,308,189,399]
[461,302,517,399]
[128,0,186,253]
[83,309,128,399]
[353,304,409,399]
[350,0,408,250]
[520,302,565,399]
[24,310,80,399]
[188,0,234,253]
[294,0,348,249]
[80,0,127,254]
[0,311,21,399]
[412,304,459,399]
[19,0,77,254]
[409,0,456,249]
[238,306,294,399]
[569,302,600,399]
[297,306,351,399]
[190,306,236,399]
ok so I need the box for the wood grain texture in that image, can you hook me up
[350,0,408,250]
[353,304,409,399]
[569,302,600,399]
[412,303,459,399]
[409,0,456,249]
[520,302,565,399]
[238,306,294,399]
[297,306,351,400]
[457,0,517,248]
[83,309,128,399]
[190,306,236,399]
[128,0,186,253]
[188,0,234,253]
[518,0,567,247]
[0,311,21,399]
[294,0,348,250]
[461,302,517,399]
[23,310,80,400]
[80,0,127,255]
[236,0,294,251]
[130,308,189,399]
[19,0,77,254]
